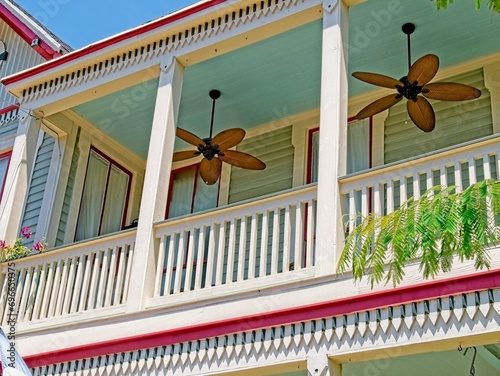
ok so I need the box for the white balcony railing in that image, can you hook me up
[0,230,135,327]
[150,185,317,305]
[339,135,500,229]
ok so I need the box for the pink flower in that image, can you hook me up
[32,241,45,252]
[21,227,32,239]
[0,240,5,249]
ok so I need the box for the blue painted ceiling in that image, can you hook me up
[71,0,500,159]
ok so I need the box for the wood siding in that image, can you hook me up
[384,69,492,164]
[20,132,55,246]
[228,126,294,204]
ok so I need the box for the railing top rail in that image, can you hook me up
[339,133,500,192]
[0,229,137,270]
[154,184,317,234]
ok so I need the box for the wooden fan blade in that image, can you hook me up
[407,96,435,132]
[422,82,481,101]
[407,54,439,86]
[172,150,199,162]
[199,158,222,185]
[352,72,401,89]
[176,127,205,147]
[355,94,403,119]
[211,128,246,150]
[219,150,266,170]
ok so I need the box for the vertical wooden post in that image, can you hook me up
[315,0,349,276]
[0,113,40,243]
[126,57,184,311]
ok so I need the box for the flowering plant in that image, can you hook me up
[0,227,46,262]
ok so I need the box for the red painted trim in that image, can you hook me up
[0,150,12,203]
[0,4,61,60]
[24,268,500,368]
[2,0,227,86]
[0,104,19,115]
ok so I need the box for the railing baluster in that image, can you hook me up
[282,205,291,273]
[226,218,237,283]
[412,173,420,200]
[25,265,40,321]
[294,201,304,270]
[70,256,85,313]
[469,157,477,185]
[214,222,226,286]
[361,186,369,217]
[95,249,110,308]
[154,235,166,297]
[17,267,34,322]
[183,229,196,291]
[260,210,269,277]
[104,247,118,307]
[62,257,77,314]
[48,260,62,317]
[348,189,356,231]
[78,254,93,312]
[247,213,258,279]
[32,263,48,320]
[271,207,280,275]
[305,199,314,268]
[87,252,101,310]
[454,162,463,193]
[122,244,133,301]
[173,232,186,294]
[386,179,394,215]
[113,246,126,305]
[164,235,175,295]
[237,216,247,282]
[204,224,216,288]
[193,226,206,290]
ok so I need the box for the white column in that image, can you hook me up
[484,62,500,134]
[126,57,184,311]
[0,112,40,243]
[307,353,342,376]
[315,0,349,276]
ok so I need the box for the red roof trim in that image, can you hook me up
[0,103,19,115]
[0,4,61,61]
[2,0,227,87]
[24,268,500,368]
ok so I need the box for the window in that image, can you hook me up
[166,163,219,219]
[307,117,372,183]
[75,148,132,241]
[0,150,12,203]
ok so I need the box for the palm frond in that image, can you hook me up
[338,179,499,287]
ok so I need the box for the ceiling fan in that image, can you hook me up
[173,89,266,185]
[352,23,481,132]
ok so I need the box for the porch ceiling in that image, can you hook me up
[70,0,500,159]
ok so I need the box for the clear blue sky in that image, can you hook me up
[14,0,200,49]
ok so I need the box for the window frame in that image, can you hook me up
[306,116,373,184]
[0,150,12,203]
[75,146,133,239]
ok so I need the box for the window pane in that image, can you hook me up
[75,152,109,241]
[100,165,129,235]
[193,172,218,213]
[347,118,370,174]
[168,168,196,218]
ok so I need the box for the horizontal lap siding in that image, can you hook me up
[21,133,55,246]
[228,126,294,203]
[0,114,18,138]
[56,134,80,246]
[384,69,492,164]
